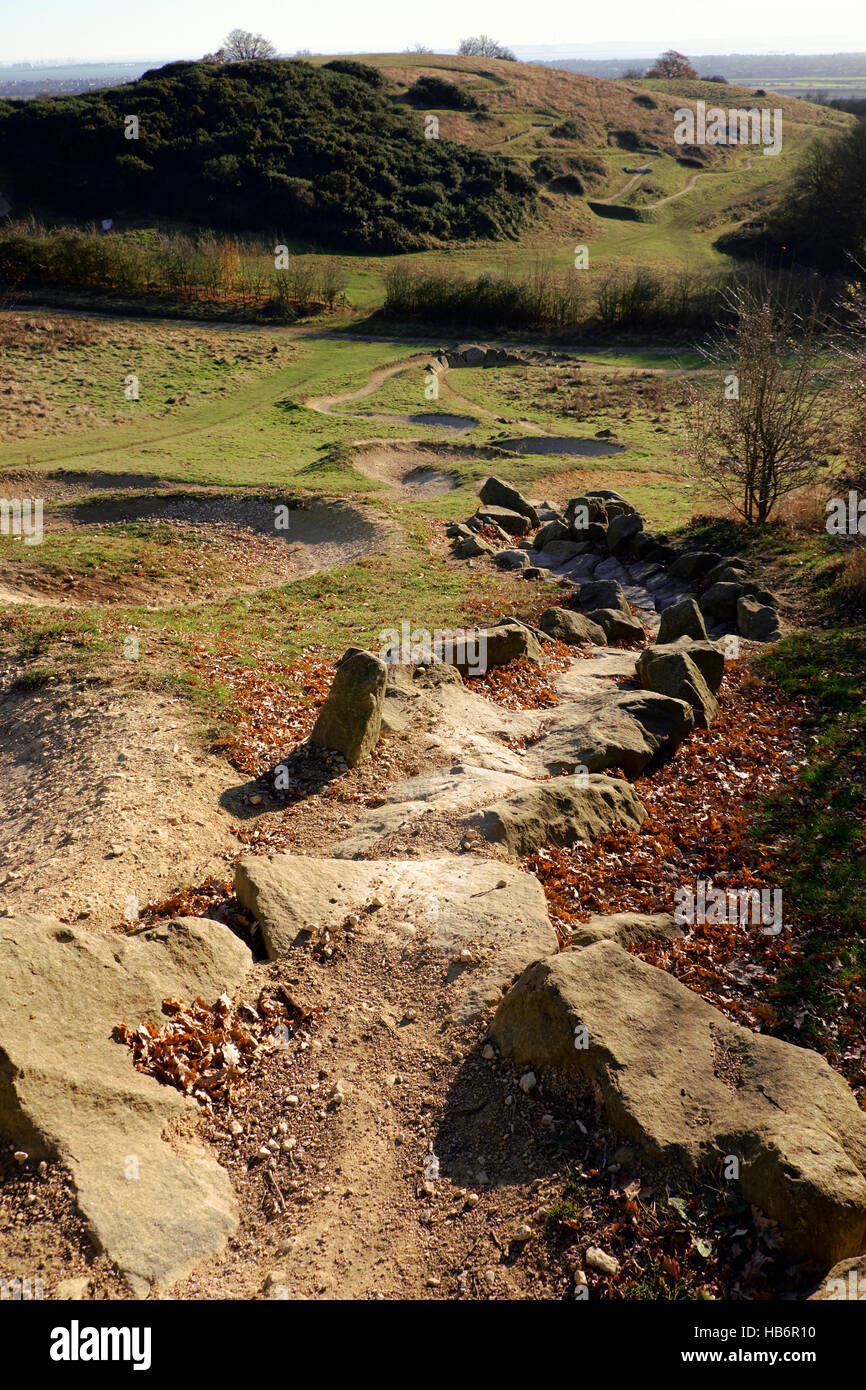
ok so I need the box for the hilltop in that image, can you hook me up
[0,59,537,252]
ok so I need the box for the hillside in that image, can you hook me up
[0,59,538,252]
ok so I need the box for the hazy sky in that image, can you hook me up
[5,0,865,63]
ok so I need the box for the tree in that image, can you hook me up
[684,283,834,524]
[458,36,516,60]
[223,29,277,61]
[621,67,646,80]
[645,50,698,79]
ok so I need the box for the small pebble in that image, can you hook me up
[519,1072,537,1094]
[482,1043,496,1060]
[585,1246,619,1276]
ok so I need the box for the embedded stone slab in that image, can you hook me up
[0,914,252,1290]
[490,941,866,1264]
[235,853,558,1023]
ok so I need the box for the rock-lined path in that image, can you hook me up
[0,454,850,1300]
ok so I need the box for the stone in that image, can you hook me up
[584,608,645,643]
[566,494,608,527]
[636,647,718,728]
[656,598,708,645]
[653,638,725,695]
[472,506,531,538]
[454,534,493,559]
[703,558,747,587]
[606,513,643,555]
[580,521,608,547]
[479,477,540,528]
[234,854,558,1024]
[54,1278,91,1300]
[538,607,606,646]
[0,914,252,1289]
[534,520,571,550]
[585,1247,619,1276]
[457,620,543,672]
[527,690,695,777]
[465,774,647,855]
[668,551,722,580]
[492,548,531,571]
[309,649,387,767]
[809,1256,866,1300]
[737,598,781,643]
[491,941,866,1264]
[541,540,590,562]
[698,582,743,623]
[573,579,630,614]
[445,522,473,541]
[567,911,683,950]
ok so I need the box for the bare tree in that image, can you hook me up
[621,66,646,80]
[458,36,516,60]
[645,50,698,79]
[407,43,433,53]
[223,29,277,61]
[684,283,835,524]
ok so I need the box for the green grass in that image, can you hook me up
[757,628,866,1084]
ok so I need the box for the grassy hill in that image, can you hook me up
[0,59,537,252]
[0,53,853,318]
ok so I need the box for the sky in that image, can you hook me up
[4,0,865,63]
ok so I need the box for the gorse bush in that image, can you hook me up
[0,59,537,252]
[383,261,839,334]
[0,221,348,317]
[406,76,483,111]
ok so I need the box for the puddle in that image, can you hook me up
[407,413,478,431]
[497,436,626,457]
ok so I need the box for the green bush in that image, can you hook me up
[405,76,483,111]
[0,59,536,252]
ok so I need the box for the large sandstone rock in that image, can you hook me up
[656,597,708,645]
[490,941,866,1264]
[527,690,694,776]
[309,649,387,767]
[606,512,643,556]
[652,638,725,695]
[809,1256,866,1300]
[698,582,743,623]
[567,911,684,950]
[669,551,722,580]
[574,579,630,614]
[538,607,606,646]
[465,774,647,854]
[703,558,748,587]
[493,548,531,571]
[636,647,718,728]
[0,914,252,1290]
[585,608,645,643]
[332,764,535,857]
[479,476,540,528]
[737,597,781,642]
[454,534,492,559]
[449,619,543,673]
[472,506,531,537]
[566,494,609,528]
[534,519,571,550]
[235,854,557,1023]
